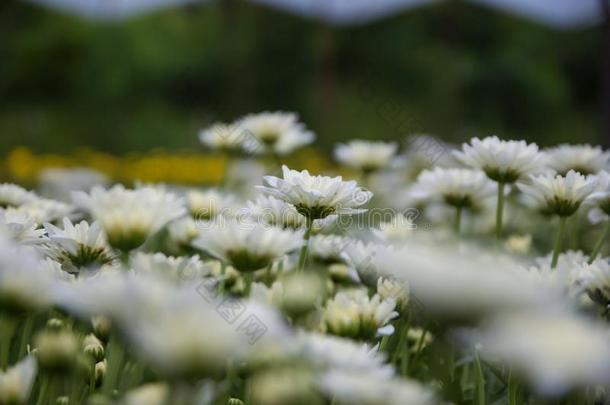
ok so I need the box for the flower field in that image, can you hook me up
[1,111,610,405]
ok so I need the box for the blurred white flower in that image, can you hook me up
[411,168,495,210]
[504,234,532,254]
[44,218,114,272]
[466,311,610,395]
[0,209,46,246]
[546,144,610,175]
[38,167,108,201]
[186,188,237,220]
[323,289,397,340]
[588,170,610,222]
[237,111,314,155]
[246,195,307,229]
[166,216,200,248]
[376,277,409,310]
[130,252,207,282]
[192,218,303,272]
[122,383,169,405]
[577,259,610,306]
[334,140,397,173]
[517,170,597,217]
[297,332,394,378]
[341,240,380,286]
[18,198,77,224]
[309,234,350,264]
[372,213,416,243]
[0,356,37,405]
[454,136,547,183]
[198,122,257,154]
[318,369,436,405]
[0,183,37,208]
[258,166,372,220]
[73,185,185,251]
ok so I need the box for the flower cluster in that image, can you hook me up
[2,122,610,405]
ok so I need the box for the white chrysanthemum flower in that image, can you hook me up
[323,289,397,340]
[376,277,409,310]
[192,218,303,272]
[0,183,37,208]
[411,168,496,210]
[186,189,237,220]
[341,240,380,286]
[73,185,186,251]
[258,165,372,220]
[297,332,394,378]
[0,356,37,405]
[44,218,114,271]
[577,259,610,306]
[198,122,257,154]
[123,383,169,405]
[372,213,416,243]
[468,311,610,395]
[372,242,562,320]
[167,216,200,248]
[318,369,436,405]
[334,140,398,173]
[546,144,610,175]
[309,234,350,264]
[454,136,547,183]
[517,170,597,217]
[246,195,307,229]
[130,252,207,282]
[400,134,457,180]
[0,209,46,245]
[237,111,314,155]
[18,198,77,224]
[38,167,109,201]
[588,170,610,222]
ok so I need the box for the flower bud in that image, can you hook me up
[94,360,106,387]
[82,334,105,362]
[228,399,244,405]
[46,318,64,332]
[91,316,112,342]
[249,368,323,405]
[56,396,69,405]
[279,273,324,317]
[34,330,79,373]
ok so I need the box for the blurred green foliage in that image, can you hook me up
[0,0,602,155]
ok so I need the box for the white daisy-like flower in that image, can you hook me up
[309,234,350,264]
[454,136,547,183]
[587,170,610,222]
[0,183,37,208]
[123,383,169,405]
[198,122,257,154]
[0,356,38,405]
[186,188,237,220]
[334,140,398,173]
[467,311,610,395]
[246,195,307,229]
[192,218,303,272]
[0,209,46,246]
[237,111,314,155]
[130,252,207,282]
[167,216,200,248]
[342,240,380,286]
[376,277,409,310]
[323,289,397,340]
[318,369,436,405]
[546,144,610,175]
[411,167,496,210]
[258,165,373,220]
[73,185,186,251]
[372,213,416,243]
[517,170,597,217]
[18,198,77,224]
[44,218,114,272]
[577,259,610,306]
[38,167,108,201]
[297,332,394,378]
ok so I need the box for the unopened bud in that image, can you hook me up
[82,334,105,362]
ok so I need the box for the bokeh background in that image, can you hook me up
[0,0,606,183]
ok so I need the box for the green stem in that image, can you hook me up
[551,216,568,269]
[297,217,314,272]
[36,375,51,405]
[474,351,486,405]
[507,369,518,405]
[101,333,126,397]
[454,206,463,234]
[589,221,610,263]
[0,315,17,369]
[495,181,505,240]
[18,315,35,358]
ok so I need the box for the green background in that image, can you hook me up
[0,0,603,156]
